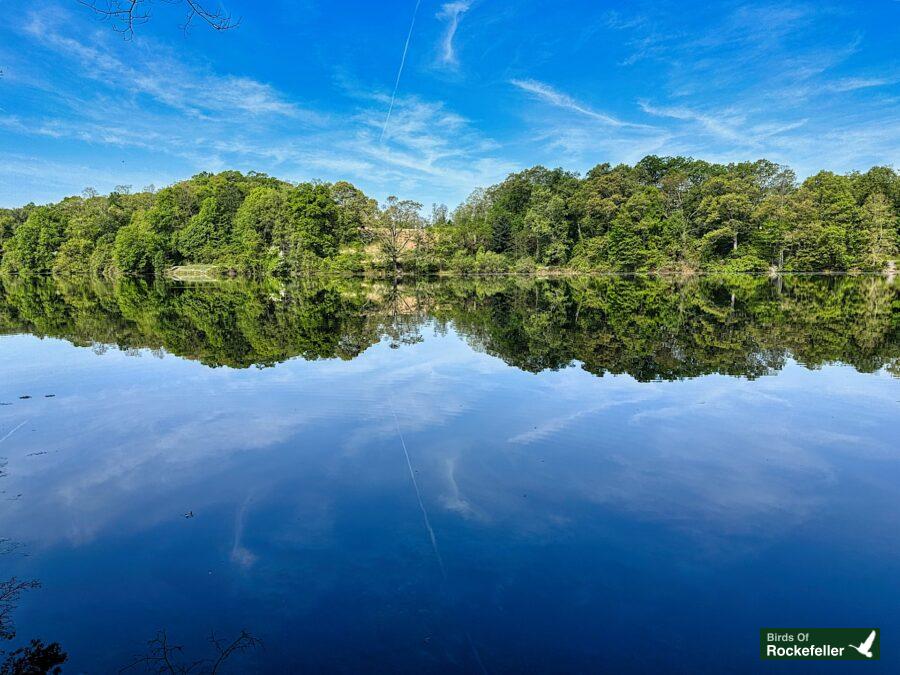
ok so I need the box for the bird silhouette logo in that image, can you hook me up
[849,630,877,658]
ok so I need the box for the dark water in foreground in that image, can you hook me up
[0,274,898,673]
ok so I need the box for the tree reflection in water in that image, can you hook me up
[0,273,897,670]
[0,274,896,378]
[120,630,261,674]
[1,467,67,673]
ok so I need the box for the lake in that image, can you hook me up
[1,274,898,673]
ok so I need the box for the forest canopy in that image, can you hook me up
[1,157,898,277]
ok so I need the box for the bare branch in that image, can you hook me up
[208,630,262,674]
[0,577,41,641]
[120,629,261,674]
[77,0,239,39]
[182,0,241,33]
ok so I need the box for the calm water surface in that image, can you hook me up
[0,275,898,673]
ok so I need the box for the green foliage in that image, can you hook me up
[370,196,425,275]
[331,181,377,245]
[513,256,537,274]
[1,275,895,379]
[858,193,898,268]
[176,196,233,263]
[52,238,94,276]
[473,250,509,274]
[0,172,377,278]
[607,187,667,271]
[443,250,511,275]
[325,248,367,274]
[1,162,898,278]
[708,254,770,274]
[0,208,28,261]
[522,188,570,264]
[569,236,609,271]
[282,183,341,260]
[1,207,65,273]
[447,251,476,275]
[231,187,286,273]
[89,237,116,277]
[114,211,165,274]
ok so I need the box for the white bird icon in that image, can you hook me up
[849,630,876,658]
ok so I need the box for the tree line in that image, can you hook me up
[1,157,898,277]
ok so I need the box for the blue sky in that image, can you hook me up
[1,0,899,208]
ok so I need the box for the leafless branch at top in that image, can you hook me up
[77,0,240,39]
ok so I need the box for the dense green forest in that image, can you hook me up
[1,157,899,277]
[1,275,896,378]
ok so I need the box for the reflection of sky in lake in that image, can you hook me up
[1,328,899,672]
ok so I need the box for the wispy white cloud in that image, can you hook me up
[0,153,170,206]
[529,124,672,171]
[825,77,897,93]
[639,101,744,142]
[24,13,320,121]
[605,3,867,107]
[638,101,809,146]
[437,1,471,67]
[1,6,519,208]
[352,94,517,196]
[507,396,652,445]
[504,78,669,169]
[23,13,318,123]
[510,78,651,129]
[600,9,647,32]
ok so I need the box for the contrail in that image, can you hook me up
[0,420,27,445]
[387,400,488,673]
[389,399,445,578]
[380,0,423,143]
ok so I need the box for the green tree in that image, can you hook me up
[573,163,638,241]
[522,187,570,263]
[695,177,755,257]
[231,187,287,273]
[859,193,898,270]
[331,181,377,245]
[280,183,341,260]
[0,207,65,273]
[606,188,667,271]
[784,172,858,271]
[451,189,492,253]
[114,211,165,275]
[374,196,423,275]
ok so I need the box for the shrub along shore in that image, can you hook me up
[1,157,898,278]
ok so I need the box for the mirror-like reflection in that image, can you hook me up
[0,274,898,672]
[0,274,897,378]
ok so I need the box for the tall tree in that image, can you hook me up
[374,196,423,276]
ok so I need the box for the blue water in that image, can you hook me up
[0,277,898,672]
